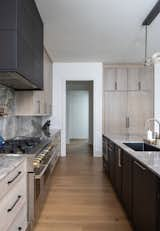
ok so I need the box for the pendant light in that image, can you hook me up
[152,52,160,63]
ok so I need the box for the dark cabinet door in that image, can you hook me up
[103,136,108,173]
[133,160,158,231]
[0,0,17,30]
[0,31,17,69]
[122,151,132,218]
[108,141,115,185]
[18,0,43,89]
[114,146,123,199]
[0,0,43,89]
[18,35,33,82]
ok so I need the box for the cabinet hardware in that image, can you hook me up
[115,81,118,90]
[118,148,122,167]
[126,117,128,128]
[37,100,41,114]
[126,117,130,128]
[138,81,141,91]
[134,161,146,171]
[128,117,130,128]
[7,195,21,212]
[8,171,22,184]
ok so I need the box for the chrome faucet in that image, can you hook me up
[145,118,160,139]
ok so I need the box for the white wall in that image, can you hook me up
[52,63,103,157]
[154,63,160,134]
[67,90,89,140]
[154,63,160,120]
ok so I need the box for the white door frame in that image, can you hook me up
[53,63,103,157]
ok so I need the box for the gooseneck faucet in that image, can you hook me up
[145,118,160,139]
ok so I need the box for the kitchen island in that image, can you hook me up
[103,134,160,231]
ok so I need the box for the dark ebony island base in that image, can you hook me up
[103,135,160,231]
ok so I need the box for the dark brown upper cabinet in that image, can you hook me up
[0,0,43,90]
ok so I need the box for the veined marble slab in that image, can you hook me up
[0,155,25,181]
[104,133,160,178]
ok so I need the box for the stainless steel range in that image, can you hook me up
[0,130,61,231]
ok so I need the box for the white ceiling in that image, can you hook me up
[35,0,160,63]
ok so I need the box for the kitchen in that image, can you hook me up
[0,0,160,231]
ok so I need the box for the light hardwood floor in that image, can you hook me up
[34,140,132,231]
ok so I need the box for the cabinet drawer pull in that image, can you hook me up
[126,117,130,128]
[7,195,22,212]
[37,100,41,113]
[134,161,146,171]
[118,149,122,168]
[115,81,118,90]
[8,171,22,184]
[138,81,141,91]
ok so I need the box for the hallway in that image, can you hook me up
[34,144,132,231]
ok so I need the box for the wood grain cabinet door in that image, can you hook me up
[116,68,127,91]
[103,68,116,91]
[114,146,123,199]
[127,68,140,91]
[104,92,127,135]
[139,66,154,91]
[127,91,153,135]
[133,160,158,231]
[122,151,132,218]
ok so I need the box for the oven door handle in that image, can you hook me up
[35,164,49,179]
[35,152,56,179]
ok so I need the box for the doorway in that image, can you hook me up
[66,81,93,155]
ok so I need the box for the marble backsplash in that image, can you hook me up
[0,84,43,139]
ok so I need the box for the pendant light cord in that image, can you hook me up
[145,25,148,65]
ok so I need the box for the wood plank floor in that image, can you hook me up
[34,140,132,231]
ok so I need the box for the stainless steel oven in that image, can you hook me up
[33,133,60,224]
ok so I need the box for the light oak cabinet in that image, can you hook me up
[104,68,127,91]
[15,49,52,116]
[0,159,27,231]
[104,66,153,92]
[103,65,154,135]
[127,91,153,135]
[104,92,127,135]
[128,66,153,91]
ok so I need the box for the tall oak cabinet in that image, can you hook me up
[103,65,154,135]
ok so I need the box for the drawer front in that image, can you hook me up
[0,177,27,231]
[7,203,27,231]
[5,160,26,193]
[0,179,6,201]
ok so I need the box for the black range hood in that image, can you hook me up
[0,0,43,90]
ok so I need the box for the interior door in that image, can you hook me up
[104,91,127,135]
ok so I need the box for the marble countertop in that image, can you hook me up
[0,155,25,181]
[104,133,160,178]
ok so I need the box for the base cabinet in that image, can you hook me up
[103,136,160,231]
[108,140,115,184]
[133,160,158,231]
[122,151,132,218]
[114,146,122,199]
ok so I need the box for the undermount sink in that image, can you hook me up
[123,142,160,152]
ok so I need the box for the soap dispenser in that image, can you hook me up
[147,129,152,141]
